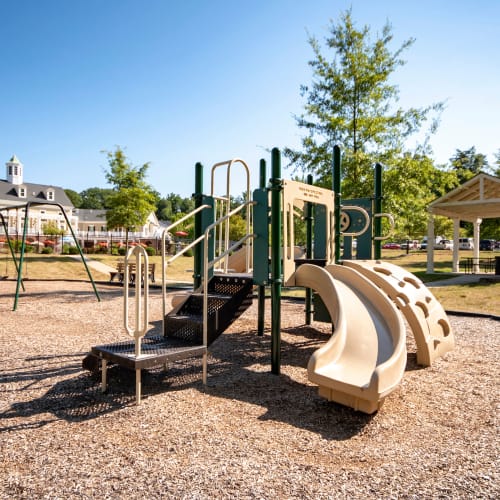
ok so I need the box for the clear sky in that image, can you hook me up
[1,0,498,198]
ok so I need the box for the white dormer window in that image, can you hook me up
[47,190,55,201]
[19,186,26,198]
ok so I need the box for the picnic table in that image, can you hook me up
[109,261,156,283]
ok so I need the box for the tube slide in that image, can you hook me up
[343,260,454,366]
[294,263,407,414]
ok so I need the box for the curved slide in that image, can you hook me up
[343,260,454,366]
[294,263,407,414]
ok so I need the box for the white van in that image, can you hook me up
[459,238,474,250]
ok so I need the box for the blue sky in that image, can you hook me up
[1,0,499,198]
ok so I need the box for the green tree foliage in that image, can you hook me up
[79,187,115,209]
[449,147,490,183]
[284,10,444,236]
[156,193,194,220]
[64,189,82,208]
[42,221,65,236]
[495,150,500,177]
[103,147,157,247]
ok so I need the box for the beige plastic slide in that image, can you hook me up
[343,260,454,366]
[293,263,407,414]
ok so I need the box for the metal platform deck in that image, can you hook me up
[91,335,206,403]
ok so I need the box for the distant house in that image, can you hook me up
[0,155,76,234]
[0,155,161,242]
[75,208,161,239]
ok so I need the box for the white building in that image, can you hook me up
[0,155,160,243]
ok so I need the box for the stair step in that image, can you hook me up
[167,314,203,323]
[190,293,234,300]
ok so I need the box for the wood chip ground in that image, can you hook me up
[0,281,498,499]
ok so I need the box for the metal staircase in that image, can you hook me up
[164,274,254,346]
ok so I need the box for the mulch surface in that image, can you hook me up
[0,281,498,499]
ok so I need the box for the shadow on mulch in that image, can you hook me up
[0,323,376,440]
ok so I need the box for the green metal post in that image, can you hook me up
[257,158,266,337]
[193,162,204,289]
[305,174,313,325]
[13,206,30,311]
[333,145,342,263]
[0,213,24,291]
[270,148,282,374]
[62,205,100,302]
[374,163,383,260]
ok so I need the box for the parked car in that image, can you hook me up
[434,239,453,250]
[458,237,474,250]
[382,242,401,249]
[400,240,420,250]
[479,239,496,251]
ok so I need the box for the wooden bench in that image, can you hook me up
[109,262,156,283]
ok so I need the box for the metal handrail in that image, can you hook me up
[123,245,149,357]
[160,204,212,324]
[201,200,255,382]
[210,158,252,272]
[373,213,395,241]
[340,205,371,237]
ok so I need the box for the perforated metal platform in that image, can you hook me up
[90,335,206,370]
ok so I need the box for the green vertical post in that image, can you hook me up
[374,163,383,260]
[193,162,204,289]
[270,148,282,374]
[333,145,342,264]
[305,174,313,325]
[257,159,267,337]
[13,206,30,311]
[0,213,24,291]
[62,205,100,302]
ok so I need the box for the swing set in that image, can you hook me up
[0,201,100,310]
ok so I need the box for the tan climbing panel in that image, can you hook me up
[343,260,454,366]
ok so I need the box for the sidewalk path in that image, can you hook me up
[426,273,499,287]
[68,255,116,275]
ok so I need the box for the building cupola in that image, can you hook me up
[6,155,24,185]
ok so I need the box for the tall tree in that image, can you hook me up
[104,147,157,248]
[284,10,444,214]
[156,193,194,220]
[64,189,82,208]
[79,187,115,209]
[449,147,489,183]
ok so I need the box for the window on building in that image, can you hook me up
[47,190,55,201]
[19,187,26,198]
[8,165,12,175]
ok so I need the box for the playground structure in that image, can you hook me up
[87,147,454,413]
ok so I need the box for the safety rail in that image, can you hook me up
[373,213,395,241]
[123,245,150,357]
[201,200,256,382]
[160,204,212,321]
[340,205,371,237]
[210,158,252,273]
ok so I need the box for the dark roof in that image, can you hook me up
[0,179,73,207]
[74,208,107,222]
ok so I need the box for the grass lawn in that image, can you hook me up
[1,249,498,315]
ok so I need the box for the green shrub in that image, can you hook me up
[68,246,80,255]
[145,246,156,256]
[41,246,53,254]
[184,248,193,257]
[118,247,127,256]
